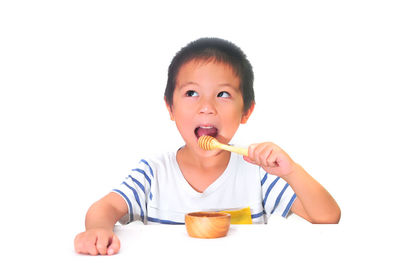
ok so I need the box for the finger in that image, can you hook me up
[74,232,97,255]
[255,144,273,167]
[96,233,110,255]
[259,145,273,166]
[243,155,257,165]
[247,143,258,161]
[76,232,98,255]
[107,234,121,255]
[87,234,99,256]
[266,149,279,168]
[74,233,85,254]
[249,143,263,164]
[248,143,269,166]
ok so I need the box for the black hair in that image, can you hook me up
[164,37,255,113]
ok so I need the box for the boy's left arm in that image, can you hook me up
[244,142,341,224]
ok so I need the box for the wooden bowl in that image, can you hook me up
[185,211,231,238]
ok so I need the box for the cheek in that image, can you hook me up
[224,109,243,129]
[173,108,193,131]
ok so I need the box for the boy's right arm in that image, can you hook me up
[74,192,128,255]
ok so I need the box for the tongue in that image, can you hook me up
[196,127,218,138]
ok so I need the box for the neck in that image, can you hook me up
[177,145,231,171]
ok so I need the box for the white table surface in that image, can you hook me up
[5,215,397,265]
[63,215,397,266]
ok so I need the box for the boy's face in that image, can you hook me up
[166,59,254,155]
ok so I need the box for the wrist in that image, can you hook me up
[282,163,304,183]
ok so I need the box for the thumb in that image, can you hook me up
[243,155,256,165]
[107,234,120,255]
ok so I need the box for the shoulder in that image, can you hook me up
[136,151,177,176]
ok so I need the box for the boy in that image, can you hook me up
[74,38,341,256]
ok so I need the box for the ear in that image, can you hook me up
[241,102,255,124]
[165,97,175,121]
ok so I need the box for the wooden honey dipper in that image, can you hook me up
[198,135,248,156]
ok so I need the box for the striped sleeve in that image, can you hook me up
[260,169,297,218]
[112,159,154,224]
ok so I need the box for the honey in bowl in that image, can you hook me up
[185,211,231,238]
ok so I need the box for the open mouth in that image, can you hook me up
[194,126,218,139]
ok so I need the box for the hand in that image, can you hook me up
[244,142,296,179]
[74,228,120,256]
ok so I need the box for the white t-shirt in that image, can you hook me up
[113,151,296,225]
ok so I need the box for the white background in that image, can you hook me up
[1,0,399,264]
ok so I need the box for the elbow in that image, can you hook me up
[312,208,341,224]
[334,208,341,223]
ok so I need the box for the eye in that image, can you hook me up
[217,91,231,98]
[185,90,198,97]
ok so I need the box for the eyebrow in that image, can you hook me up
[218,83,239,91]
[178,82,239,91]
[178,82,199,91]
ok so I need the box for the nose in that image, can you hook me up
[198,97,217,115]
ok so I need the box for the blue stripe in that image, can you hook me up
[112,189,134,222]
[140,159,154,177]
[282,194,297,217]
[132,168,151,186]
[261,172,268,186]
[263,176,280,206]
[128,175,145,194]
[251,211,265,219]
[147,216,184,225]
[271,183,289,214]
[122,181,144,221]
[131,168,153,200]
